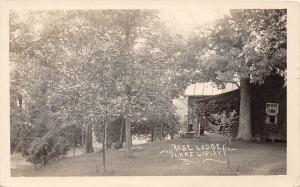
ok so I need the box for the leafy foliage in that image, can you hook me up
[184,9,286,85]
[177,9,286,140]
[10,9,183,161]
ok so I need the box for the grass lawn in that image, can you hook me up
[11,135,286,176]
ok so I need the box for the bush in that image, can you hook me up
[178,128,186,137]
[111,141,123,150]
[10,123,33,156]
[210,110,238,137]
[27,137,48,165]
[26,131,70,166]
[197,100,240,130]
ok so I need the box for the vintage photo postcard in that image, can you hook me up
[0,0,300,187]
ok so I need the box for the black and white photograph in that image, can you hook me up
[2,1,300,186]
[7,7,288,177]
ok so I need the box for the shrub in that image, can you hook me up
[111,141,123,150]
[27,137,48,165]
[26,130,70,166]
[11,123,33,156]
[210,110,238,138]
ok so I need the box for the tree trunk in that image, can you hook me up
[125,116,132,157]
[104,122,107,150]
[171,125,174,140]
[85,123,94,153]
[82,126,85,155]
[197,117,201,137]
[120,117,125,143]
[103,122,106,173]
[73,126,76,158]
[160,123,164,141]
[236,77,252,140]
[151,129,154,142]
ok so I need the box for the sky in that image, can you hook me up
[159,8,233,96]
[159,8,230,36]
[14,8,230,40]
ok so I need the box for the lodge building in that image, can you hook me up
[187,75,286,141]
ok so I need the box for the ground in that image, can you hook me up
[11,133,286,176]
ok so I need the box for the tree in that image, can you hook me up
[9,11,76,160]
[182,9,286,140]
[9,10,183,161]
[94,10,182,156]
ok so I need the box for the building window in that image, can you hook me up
[266,115,277,124]
[265,103,279,125]
[266,103,279,116]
